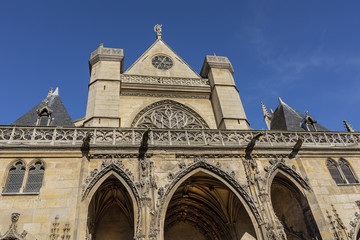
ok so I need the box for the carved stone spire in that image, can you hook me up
[344,120,355,132]
[154,24,162,40]
[261,102,272,130]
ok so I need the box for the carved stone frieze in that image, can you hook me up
[175,153,290,159]
[120,74,210,87]
[90,153,153,159]
[120,92,210,99]
[0,213,28,240]
[176,153,241,158]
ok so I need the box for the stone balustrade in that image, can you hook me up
[120,74,210,87]
[0,126,358,147]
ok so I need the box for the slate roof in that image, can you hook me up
[270,98,328,131]
[11,88,75,127]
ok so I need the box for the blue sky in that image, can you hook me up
[1,1,359,131]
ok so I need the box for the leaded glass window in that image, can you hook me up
[24,162,45,192]
[152,55,173,70]
[339,159,358,184]
[326,160,344,184]
[4,162,25,193]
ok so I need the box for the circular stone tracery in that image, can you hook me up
[152,55,173,70]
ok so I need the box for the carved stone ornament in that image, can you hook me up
[131,100,209,129]
[82,158,139,201]
[348,200,360,239]
[0,213,28,240]
[155,157,263,232]
[264,158,312,191]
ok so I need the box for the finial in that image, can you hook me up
[48,88,53,97]
[261,102,272,130]
[154,24,162,39]
[278,97,284,104]
[343,120,355,132]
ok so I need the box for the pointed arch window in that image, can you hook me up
[24,161,45,193]
[326,159,344,184]
[4,162,26,193]
[339,159,358,184]
[326,158,358,185]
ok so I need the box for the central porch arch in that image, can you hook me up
[158,162,263,240]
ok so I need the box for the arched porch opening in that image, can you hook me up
[87,175,134,240]
[270,172,321,240]
[164,171,257,240]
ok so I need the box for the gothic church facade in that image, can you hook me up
[0,26,360,240]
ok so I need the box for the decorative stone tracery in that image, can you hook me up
[0,213,27,240]
[264,157,311,191]
[131,100,209,129]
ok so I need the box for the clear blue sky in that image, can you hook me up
[1,1,359,131]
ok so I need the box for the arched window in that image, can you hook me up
[4,162,26,193]
[326,159,344,184]
[24,161,45,192]
[36,105,52,126]
[339,159,358,184]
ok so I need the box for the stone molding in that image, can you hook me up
[200,55,235,77]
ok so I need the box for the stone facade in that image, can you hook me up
[0,27,359,240]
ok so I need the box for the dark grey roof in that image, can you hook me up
[11,88,75,127]
[270,98,328,131]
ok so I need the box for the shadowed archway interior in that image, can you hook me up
[87,175,134,240]
[164,172,256,240]
[270,173,321,240]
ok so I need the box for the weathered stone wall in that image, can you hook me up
[0,145,359,240]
